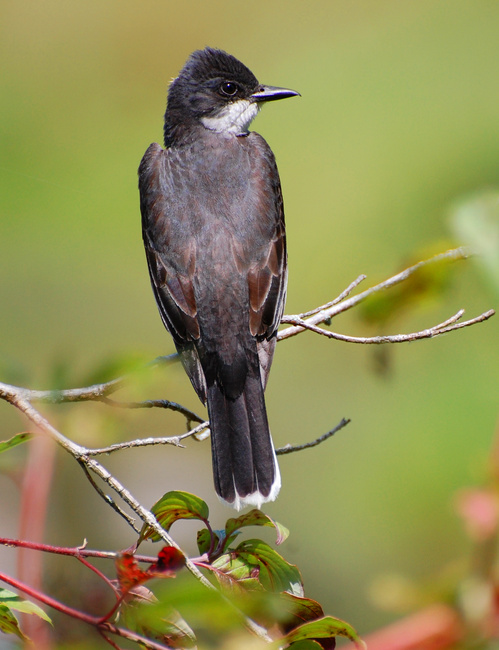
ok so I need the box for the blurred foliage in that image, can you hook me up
[127,491,363,648]
[450,192,499,297]
[0,492,364,648]
[0,588,52,642]
[1,0,499,646]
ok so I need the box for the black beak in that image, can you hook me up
[251,85,301,103]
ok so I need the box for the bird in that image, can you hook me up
[138,47,299,510]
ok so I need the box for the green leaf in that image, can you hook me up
[211,551,254,585]
[120,591,196,649]
[288,641,324,649]
[278,593,325,632]
[209,558,264,596]
[196,527,211,555]
[0,589,51,624]
[224,509,289,551]
[197,527,220,555]
[0,432,33,454]
[139,491,209,543]
[0,603,27,640]
[0,590,52,641]
[214,539,303,596]
[278,615,365,649]
[143,575,252,637]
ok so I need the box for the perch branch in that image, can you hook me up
[85,421,209,456]
[0,384,272,643]
[0,382,210,587]
[98,396,204,426]
[281,308,495,345]
[278,247,493,341]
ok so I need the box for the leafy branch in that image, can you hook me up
[0,497,366,649]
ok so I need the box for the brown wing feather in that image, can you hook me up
[247,197,287,340]
[140,144,207,401]
[140,143,201,344]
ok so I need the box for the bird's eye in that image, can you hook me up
[219,82,238,97]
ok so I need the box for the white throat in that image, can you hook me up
[201,99,260,136]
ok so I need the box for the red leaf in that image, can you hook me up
[150,547,185,576]
[116,554,150,592]
[116,547,185,593]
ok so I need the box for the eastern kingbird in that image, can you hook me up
[139,47,299,509]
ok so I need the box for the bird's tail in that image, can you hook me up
[207,364,280,510]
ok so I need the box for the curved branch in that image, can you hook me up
[4,353,179,405]
[276,418,351,455]
[0,384,210,584]
[0,386,272,643]
[281,308,495,345]
[278,247,483,341]
[98,396,204,425]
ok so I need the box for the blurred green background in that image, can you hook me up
[1,0,498,644]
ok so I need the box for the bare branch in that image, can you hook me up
[295,274,367,319]
[85,417,346,458]
[279,247,494,342]
[85,421,209,456]
[276,418,351,455]
[281,308,495,345]
[78,461,140,532]
[0,382,211,586]
[4,353,179,404]
[99,396,204,426]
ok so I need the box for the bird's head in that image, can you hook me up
[164,47,299,143]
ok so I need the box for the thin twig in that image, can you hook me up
[78,461,140,533]
[0,384,272,644]
[85,421,209,456]
[99,630,125,650]
[74,552,120,597]
[99,396,204,426]
[278,247,475,341]
[3,354,179,405]
[0,537,162,570]
[276,418,351,455]
[296,275,367,318]
[281,309,495,345]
